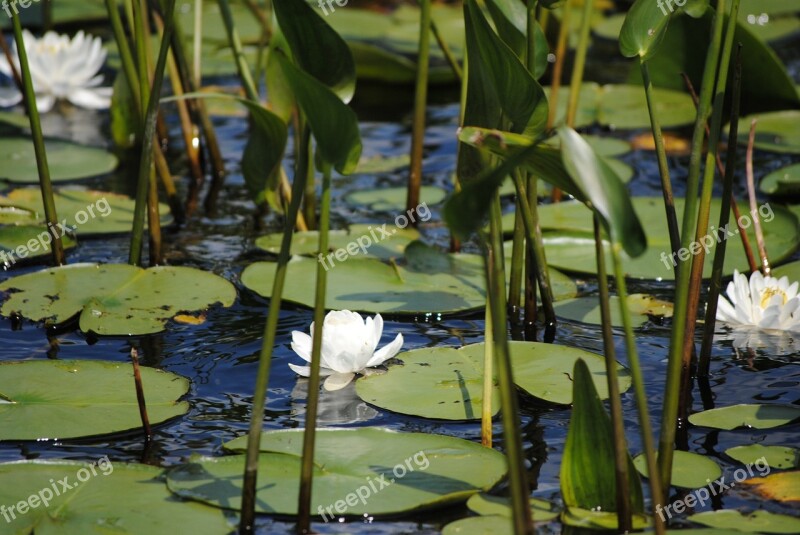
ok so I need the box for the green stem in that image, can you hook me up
[218,0,259,102]
[297,163,331,532]
[565,0,591,128]
[429,14,462,81]
[508,178,525,318]
[10,10,64,265]
[488,193,532,533]
[658,0,728,495]
[105,0,142,111]
[129,0,176,266]
[407,0,431,219]
[594,216,632,531]
[299,124,316,230]
[611,244,665,535]
[482,292,494,447]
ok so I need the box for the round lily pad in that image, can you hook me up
[598,85,696,129]
[561,507,652,530]
[553,294,673,328]
[760,164,800,196]
[633,450,722,490]
[254,224,420,260]
[688,404,800,430]
[689,510,800,534]
[1,225,76,265]
[442,515,512,534]
[353,154,410,174]
[738,111,800,154]
[725,445,800,470]
[0,360,189,440]
[0,460,231,534]
[167,428,507,517]
[0,138,118,183]
[466,493,559,522]
[741,471,800,504]
[354,342,631,420]
[0,263,237,335]
[344,186,447,211]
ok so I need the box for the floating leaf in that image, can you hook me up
[0,225,76,265]
[553,294,672,328]
[167,428,507,516]
[741,471,800,504]
[0,460,231,533]
[561,359,643,514]
[725,445,799,470]
[689,510,800,534]
[0,360,189,440]
[345,186,447,211]
[354,154,411,174]
[0,263,236,335]
[0,138,118,183]
[598,84,696,129]
[561,507,652,530]
[633,450,721,490]
[466,493,559,522]
[355,342,631,420]
[760,164,800,197]
[442,515,512,534]
[740,111,800,154]
[688,404,800,430]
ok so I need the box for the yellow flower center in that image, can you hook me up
[760,287,788,308]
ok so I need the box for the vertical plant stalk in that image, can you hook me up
[218,0,259,102]
[429,14,462,81]
[130,348,153,441]
[193,0,203,87]
[682,73,757,272]
[611,244,665,535]
[745,119,769,275]
[547,0,571,130]
[564,0,592,128]
[9,11,64,265]
[482,292,494,448]
[407,0,432,219]
[240,145,309,535]
[487,194,533,534]
[508,183,525,318]
[593,216,632,532]
[299,124,317,231]
[658,0,728,495]
[699,46,743,376]
[641,61,681,277]
[0,27,23,94]
[129,0,176,266]
[147,166,163,265]
[297,163,332,533]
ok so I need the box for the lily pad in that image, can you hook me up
[553,294,673,328]
[633,450,722,490]
[0,188,172,235]
[442,516,512,534]
[760,164,800,196]
[355,342,631,420]
[725,445,800,470]
[0,360,189,440]
[773,260,800,281]
[561,507,652,530]
[535,197,800,280]
[738,111,800,154]
[167,428,506,517]
[689,510,800,534]
[741,471,800,503]
[465,493,559,522]
[0,138,118,183]
[254,224,421,260]
[344,186,447,211]
[598,84,697,129]
[688,404,800,430]
[0,263,236,335]
[0,225,76,265]
[354,154,411,174]
[0,460,231,534]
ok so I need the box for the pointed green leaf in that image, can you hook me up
[619,0,673,60]
[484,0,549,78]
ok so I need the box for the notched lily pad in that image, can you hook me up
[466,493,559,522]
[0,225,76,266]
[688,404,800,430]
[0,138,118,183]
[689,510,800,533]
[0,360,189,440]
[633,450,721,490]
[725,444,800,470]
[553,294,673,328]
[0,263,236,335]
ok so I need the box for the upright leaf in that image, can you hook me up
[561,359,644,513]
[272,0,356,103]
[242,102,289,206]
[485,0,549,78]
[619,0,673,60]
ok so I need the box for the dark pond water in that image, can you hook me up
[0,32,798,534]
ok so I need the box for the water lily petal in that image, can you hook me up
[288,364,335,378]
[66,87,111,110]
[323,372,356,391]
[35,94,56,113]
[291,330,313,363]
[365,333,404,368]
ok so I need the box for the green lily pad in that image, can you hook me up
[0,360,189,440]
[354,154,411,174]
[738,111,800,154]
[535,197,799,280]
[760,164,800,196]
[465,493,559,522]
[742,15,800,42]
[0,263,236,335]
[254,224,420,260]
[633,450,722,490]
[689,510,800,534]
[167,428,506,517]
[0,225,76,265]
[725,445,800,470]
[688,404,800,430]
[553,294,672,328]
[344,186,447,211]
[0,188,172,235]
[598,84,697,129]
[742,471,800,503]
[561,507,652,530]
[355,342,631,420]
[773,259,800,281]
[0,460,231,534]
[0,138,118,183]
[442,516,513,534]
[544,82,601,129]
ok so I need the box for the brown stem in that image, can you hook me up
[745,119,769,275]
[130,348,153,441]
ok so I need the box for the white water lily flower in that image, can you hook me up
[288,310,404,391]
[716,270,800,331]
[0,30,112,112]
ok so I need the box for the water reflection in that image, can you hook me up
[290,379,379,425]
